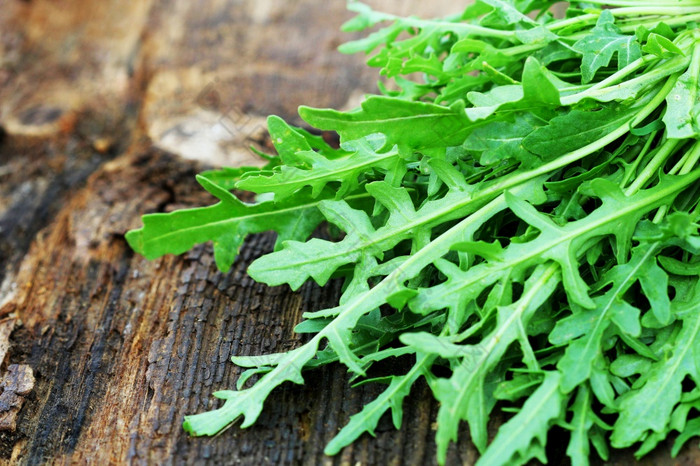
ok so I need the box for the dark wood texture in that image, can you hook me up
[0,1,698,464]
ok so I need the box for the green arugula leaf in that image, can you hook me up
[522,55,561,106]
[476,371,566,465]
[663,46,700,139]
[266,114,348,164]
[126,174,325,272]
[642,33,684,58]
[522,101,641,159]
[573,10,642,83]
[236,134,398,199]
[431,264,560,461]
[300,97,475,149]
[465,85,524,121]
[324,354,435,455]
[463,113,541,167]
[565,385,611,466]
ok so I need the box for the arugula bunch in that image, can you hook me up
[127,1,700,464]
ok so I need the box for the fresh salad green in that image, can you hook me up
[127,1,700,464]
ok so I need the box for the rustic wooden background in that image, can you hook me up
[0,0,697,464]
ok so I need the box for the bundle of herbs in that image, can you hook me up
[127,1,700,464]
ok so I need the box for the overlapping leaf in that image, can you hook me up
[611,281,700,449]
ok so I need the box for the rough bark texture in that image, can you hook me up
[0,1,698,465]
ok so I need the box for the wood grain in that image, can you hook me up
[0,1,698,465]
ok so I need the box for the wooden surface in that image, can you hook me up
[0,1,698,464]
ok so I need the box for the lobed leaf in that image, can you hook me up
[573,10,642,83]
[126,174,325,272]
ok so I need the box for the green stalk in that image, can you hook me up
[561,55,687,106]
[625,138,682,195]
[550,6,700,33]
[653,141,700,222]
[580,0,700,7]
[621,131,658,188]
[556,13,700,43]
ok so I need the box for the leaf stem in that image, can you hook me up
[621,130,658,188]
[556,13,700,43]
[624,138,682,195]
[577,0,700,7]
[549,6,700,32]
[653,141,700,222]
[561,55,687,106]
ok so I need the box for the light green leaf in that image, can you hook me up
[433,265,560,462]
[573,10,642,83]
[125,175,325,272]
[300,97,475,149]
[523,101,639,159]
[324,354,434,455]
[662,48,700,139]
[522,56,560,106]
[476,371,566,466]
[463,113,541,167]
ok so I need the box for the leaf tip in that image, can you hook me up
[124,228,144,254]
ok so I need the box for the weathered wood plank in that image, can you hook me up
[1,0,699,465]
